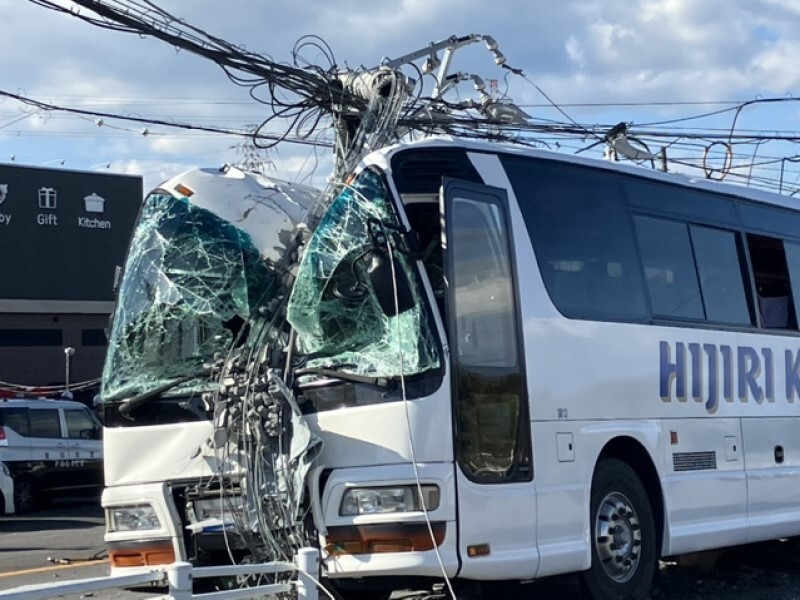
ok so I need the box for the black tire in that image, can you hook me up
[580,459,657,600]
[339,593,391,600]
[13,477,39,513]
[329,582,391,600]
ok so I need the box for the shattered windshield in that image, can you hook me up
[287,169,440,378]
[103,192,278,401]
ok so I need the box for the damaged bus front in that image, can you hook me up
[289,139,536,595]
[100,165,317,572]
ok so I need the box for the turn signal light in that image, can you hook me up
[467,543,491,557]
[174,183,194,198]
[109,541,175,567]
[325,522,446,555]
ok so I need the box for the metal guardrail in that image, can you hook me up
[0,548,320,600]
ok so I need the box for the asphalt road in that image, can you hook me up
[0,499,153,599]
[1,500,800,599]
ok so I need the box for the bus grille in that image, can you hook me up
[672,451,717,472]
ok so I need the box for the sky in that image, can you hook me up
[2,0,800,193]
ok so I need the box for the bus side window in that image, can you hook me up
[634,216,704,320]
[500,155,648,322]
[750,234,798,329]
[451,199,516,367]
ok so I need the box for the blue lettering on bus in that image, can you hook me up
[737,346,763,403]
[763,348,775,402]
[703,344,719,414]
[688,343,702,402]
[785,349,800,403]
[659,341,798,413]
[720,345,734,402]
[659,341,686,402]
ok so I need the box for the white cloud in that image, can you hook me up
[2,0,800,190]
[565,35,586,69]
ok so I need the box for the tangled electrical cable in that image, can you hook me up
[17,0,800,198]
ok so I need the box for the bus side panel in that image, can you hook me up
[532,420,662,578]
[454,464,539,580]
[742,417,800,543]
[658,418,748,555]
[526,320,752,555]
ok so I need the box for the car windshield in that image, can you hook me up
[286,169,440,378]
[102,192,280,401]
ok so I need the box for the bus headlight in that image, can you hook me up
[340,485,440,516]
[191,497,246,525]
[108,505,161,532]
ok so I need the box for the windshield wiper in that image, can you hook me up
[118,371,207,419]
[294,366,393,389]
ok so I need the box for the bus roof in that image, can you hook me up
[367,136,800,212]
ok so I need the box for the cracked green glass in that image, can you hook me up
[102,193,277,401]
[287,170,439,377]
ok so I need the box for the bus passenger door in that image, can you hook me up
[441,179,539,580]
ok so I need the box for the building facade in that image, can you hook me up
[0,164,142,387]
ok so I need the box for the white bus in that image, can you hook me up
[101,137,800,600]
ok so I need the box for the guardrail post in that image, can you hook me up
[165,561,193,600]
[296,547,320,600]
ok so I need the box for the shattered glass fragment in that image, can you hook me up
[287,169,439,377]
[103,193,281,401]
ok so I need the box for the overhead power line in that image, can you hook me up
[0,88,333,148]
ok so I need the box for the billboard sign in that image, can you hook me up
[0,164,143,302]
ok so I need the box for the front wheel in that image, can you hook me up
[13,477,39,513]
[580,459,657,600]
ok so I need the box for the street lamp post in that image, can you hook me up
[64,347,75,392]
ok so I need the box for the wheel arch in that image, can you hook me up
[596,436,665,557]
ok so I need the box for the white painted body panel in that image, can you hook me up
[104,421,216,486]
[658,419,747,554]
[0,463,14,514]
[308,390,454,468]
[454,470,538,579]
[741,418,800,542]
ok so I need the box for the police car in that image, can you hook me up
[0,398,103,512]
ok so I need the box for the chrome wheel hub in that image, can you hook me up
[594,491,641,583]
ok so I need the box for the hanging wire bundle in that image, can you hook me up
[13,0,800,196]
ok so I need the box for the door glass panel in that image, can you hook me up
[451,198,517,367]
[447,185,530,483]
[28,409,61,438]
[65,410,97,439]
[0,408,30,437]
